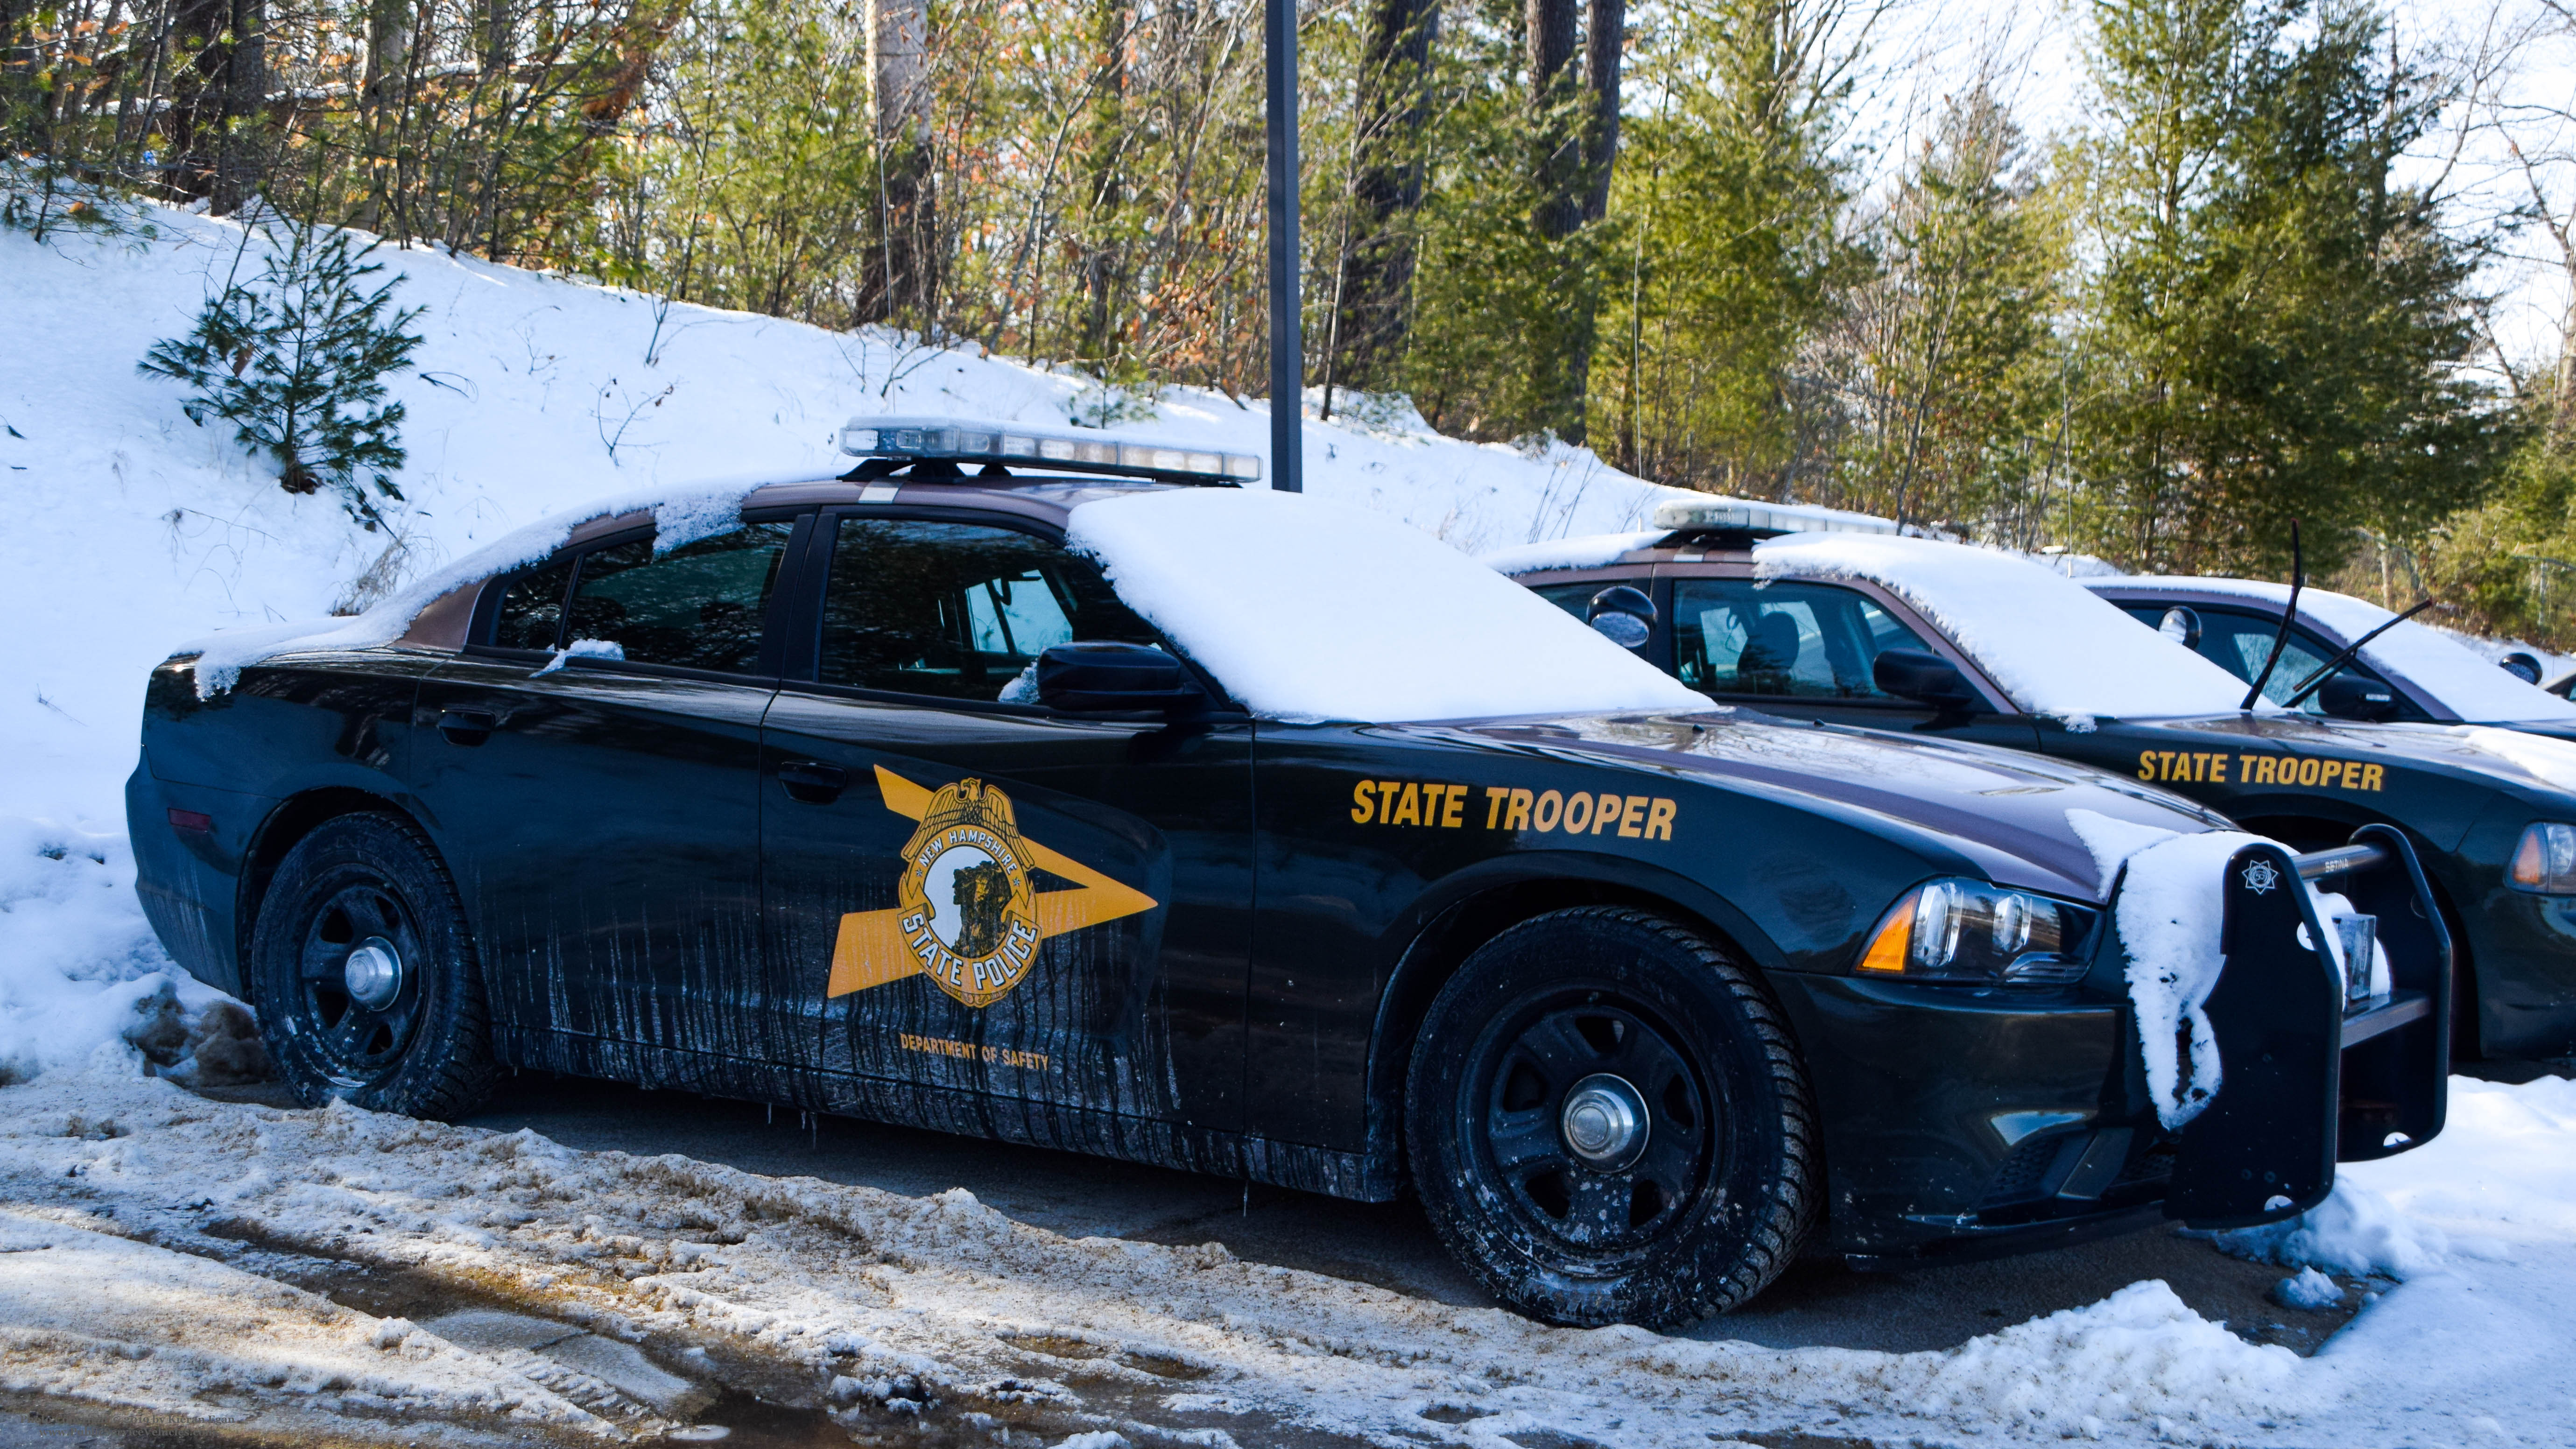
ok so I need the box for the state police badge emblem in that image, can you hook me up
[825,766,1160,1007]
[896,778,1044,1008]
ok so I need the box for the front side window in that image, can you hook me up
[556,522,795,674]
[2128,605,2419,718]
[1670,578,1940,702]
[819,518,1160,700]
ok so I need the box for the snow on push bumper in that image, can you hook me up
[2158,824,2450,1229]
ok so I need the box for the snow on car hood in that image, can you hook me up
[174,476,786,696]
[2086,576,2576,724]
[1066,489,1707,724]
[1449,712,2231,904]
[1753,534,2261,726]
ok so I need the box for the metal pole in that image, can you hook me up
[1264,0,1303,492]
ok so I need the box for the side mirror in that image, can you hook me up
[2158,606,2202,651]
[1587,585,1656,649]
[2315,672,2400,722]
[1872,648,1981,710]
[2501,651,2542,685]
[1036,642,1206,715]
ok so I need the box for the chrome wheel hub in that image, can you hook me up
[342,936,404,1012]
[1560,1073,1650,1171]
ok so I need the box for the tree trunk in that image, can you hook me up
[483,0,514,76]
[1329,0,1438,395]
[860,0,936,328]
[212,0,267,213]
[1527,0,1579,243]
[354,0,412,229]
[1580,0,1623,224]
[1076,0,1132,371]
[168,0,266,208]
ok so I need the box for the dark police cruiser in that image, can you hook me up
[2078,574,2576,738]
[1493,500,2576,1059]
[127,420,2444,1328]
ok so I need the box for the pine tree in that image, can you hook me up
[140,220,426,528]
[2071,0,2499,576]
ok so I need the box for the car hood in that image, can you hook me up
[2121,712,2576,801]
[1405,710,2232,904]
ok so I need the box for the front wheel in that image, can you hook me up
[1405,907,1817,1327]
[248,813,495,1118]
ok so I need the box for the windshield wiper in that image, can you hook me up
[2241,520,2304,710]
[2280,598,2438,710]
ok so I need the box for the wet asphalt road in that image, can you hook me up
[445,1069,2420,1358]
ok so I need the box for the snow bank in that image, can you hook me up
[1067,490,1707,723]
[2217,1180,2450,1280]
[2087,577,2576,723]
[1754,535,2258,724]
[0,816,263,1085]
[0,1208,622,1438]
[0,1067,2342,1447]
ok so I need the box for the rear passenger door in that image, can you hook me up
[757,511,1254,1136]
[410,517,800,1074]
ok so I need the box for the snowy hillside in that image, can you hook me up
[0,204,1688,831]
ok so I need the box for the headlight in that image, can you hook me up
[1857,879,2097,984]
[2509,823,2576,894]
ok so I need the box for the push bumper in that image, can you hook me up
[2168,824,2449,1228]
[1782,825,2449,1262]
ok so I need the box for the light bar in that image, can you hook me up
[838,416,1261,485]
[1651,496,1900,537]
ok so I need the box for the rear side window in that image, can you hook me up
[819,518,1159,700]
[1669,578,1938,701]
[490,559,575,652]
[559,523,795,674]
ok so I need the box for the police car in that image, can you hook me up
[1493,500,2576,1060]
[2081,575,2576,736]
[127,422,2443,1328]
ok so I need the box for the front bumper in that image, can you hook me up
[1776,824,2450,1263]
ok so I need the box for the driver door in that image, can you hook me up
[757,510,1254,1136]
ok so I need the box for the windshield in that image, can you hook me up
[1066,490,1708,724]
[2097,578,2576,724]
[1751,535,2258,724]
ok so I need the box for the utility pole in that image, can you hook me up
[1264,0,1303,492]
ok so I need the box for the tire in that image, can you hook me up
[247,813,496,1118]
[1405,907,1817,1328]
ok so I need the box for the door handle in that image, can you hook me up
[777,760,850,804]
[438,707,499,746]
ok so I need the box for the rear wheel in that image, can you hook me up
[248,813,495,1118]
[1405,907,1817,1328]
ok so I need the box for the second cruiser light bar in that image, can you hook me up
[839,416,1262,486]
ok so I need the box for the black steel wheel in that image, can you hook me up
[248,813,495,1118]
[1406,907,1816,1327]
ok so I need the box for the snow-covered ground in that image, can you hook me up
[1,203,2573,1445]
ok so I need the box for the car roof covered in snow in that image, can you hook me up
[2082,576,2576,725]
[183,471,1709,725]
